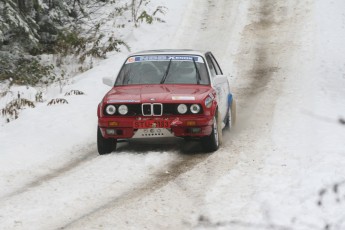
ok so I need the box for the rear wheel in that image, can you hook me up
[97,127,117,155]
[202,113,221,152]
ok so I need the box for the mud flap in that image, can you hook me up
[217,111,223,146]
[231,99,237,126]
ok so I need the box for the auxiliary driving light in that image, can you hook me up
[189,127,201,134]
[106,129,116,135]
[106,129,122,135]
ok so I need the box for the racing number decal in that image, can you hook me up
[134,120,170,129]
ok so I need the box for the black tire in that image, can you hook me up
[202,114,221,152]
[97,127,117,155]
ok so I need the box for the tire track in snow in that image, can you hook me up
[57,152,210,230]
[232,0,303,133]
[208,0,313,224]
[0,146,97,201]
[0,138,194,201]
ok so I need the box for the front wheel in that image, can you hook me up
[97,127,117,155]
[202,114,221,152]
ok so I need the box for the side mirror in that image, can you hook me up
[102,77,114,87]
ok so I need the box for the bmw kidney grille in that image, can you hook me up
[142,103,163,116]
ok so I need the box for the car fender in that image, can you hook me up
[210,100,218,118]
[97,103,102,118]
[207,90,218,118]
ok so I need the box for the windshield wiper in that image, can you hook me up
[193,58,201,84]
[125,68,133,85]
[160,59,172,84]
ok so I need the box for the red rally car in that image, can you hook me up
[97,49,236,154]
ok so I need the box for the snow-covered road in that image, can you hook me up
[1,0,345,229]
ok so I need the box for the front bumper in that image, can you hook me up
[98,115,213,139]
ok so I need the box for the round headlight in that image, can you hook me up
[190,104,201,114]
[118,105,128,115]
[177,104,188,114]
[106,105,116,115]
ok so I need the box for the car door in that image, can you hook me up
[206,52,228,124]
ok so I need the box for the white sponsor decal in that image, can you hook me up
[107,99,140,103]
[172,96,195,100]
[126,55,204,64]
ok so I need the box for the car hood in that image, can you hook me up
[104,85,212,103]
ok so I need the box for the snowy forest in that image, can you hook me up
[0,0,164,87]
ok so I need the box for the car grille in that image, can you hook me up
[142,103,163,116]
[104,103,202,116]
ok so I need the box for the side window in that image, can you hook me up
[210,54,223,75]
[206,55,217,78]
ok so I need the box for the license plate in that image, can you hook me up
[133,120,170,129]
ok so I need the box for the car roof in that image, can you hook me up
[129,49,208,57]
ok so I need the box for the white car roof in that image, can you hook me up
[129,49,208,57]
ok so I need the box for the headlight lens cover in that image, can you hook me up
[190,104,201,114]
[205,97,213,108]
[106,105,116,115]
[118,105,128,115]
[177,104,188,114]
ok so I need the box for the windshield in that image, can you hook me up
[115,55,210,85]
